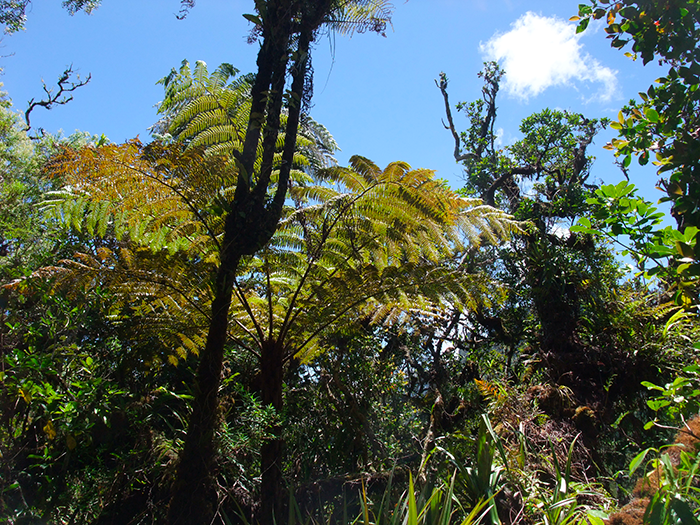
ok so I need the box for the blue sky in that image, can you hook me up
[0,0,668,205]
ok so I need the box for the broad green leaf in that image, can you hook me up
[243,13,262,25]
[630,448,652,475]
[641,381,664,391]
[577,17,590,33]
[671,498,700,524]
[644,107,660,123]
[585,514,606,525]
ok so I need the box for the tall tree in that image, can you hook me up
[438,65,623,406]
[156,3,392,523]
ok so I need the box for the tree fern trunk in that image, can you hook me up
[257,30,312,525]
[166,256,238,525]
[165,2,356,521]
[165,5,295,521]
[259,339,285,525]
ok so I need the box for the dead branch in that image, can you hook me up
[436,72,473,163]
[176,0,196,20]
[24,65,91,134]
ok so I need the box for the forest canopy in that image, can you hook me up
[1,1,699,525]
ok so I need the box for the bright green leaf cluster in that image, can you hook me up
[572,180,699,305]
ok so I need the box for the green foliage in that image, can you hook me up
[528,436,603,525]
[45,140,231,259]
[0,0,101,33]
[453,416,505,525]
[8,4,698,521]
[0,95,66,281]
[0,280,184,523]
[285,327,424,477]
[155,58,340,190]
[572,180,699,305]
[353,471,493,525]
[628,445,700,524]
[575,0,700,235]
[641,361,700,426]
[321,1,395,37]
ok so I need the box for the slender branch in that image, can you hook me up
[436,73,472,163]
[228,322,261,359]
[24,65,91,133]
[479,65,501,161]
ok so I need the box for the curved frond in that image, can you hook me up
[324,0,394,37]
[230,156,518,363]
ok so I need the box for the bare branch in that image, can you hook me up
[24,65,91,133]
[436,72,472,163]
[477,65,501,160]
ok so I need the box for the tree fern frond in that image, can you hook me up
[324,0,394,37]
[192,60,211,89]
[223,156,516,362]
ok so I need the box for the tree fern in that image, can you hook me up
[39,139,518,367]
[224,155,521,367]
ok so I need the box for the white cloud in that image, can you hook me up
[480,12,618,102]
[494,127,504,147]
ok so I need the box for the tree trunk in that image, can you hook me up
[166,3,336,522]
[259,340,285,525]
[165,5,295,522]
[166,251,239,525]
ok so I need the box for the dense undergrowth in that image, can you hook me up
[1,260,698,524]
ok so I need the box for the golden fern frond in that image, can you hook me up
[475,379,505,404]
[227,155,514,363]
[44,141,230,262]
[176,332,205,358]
